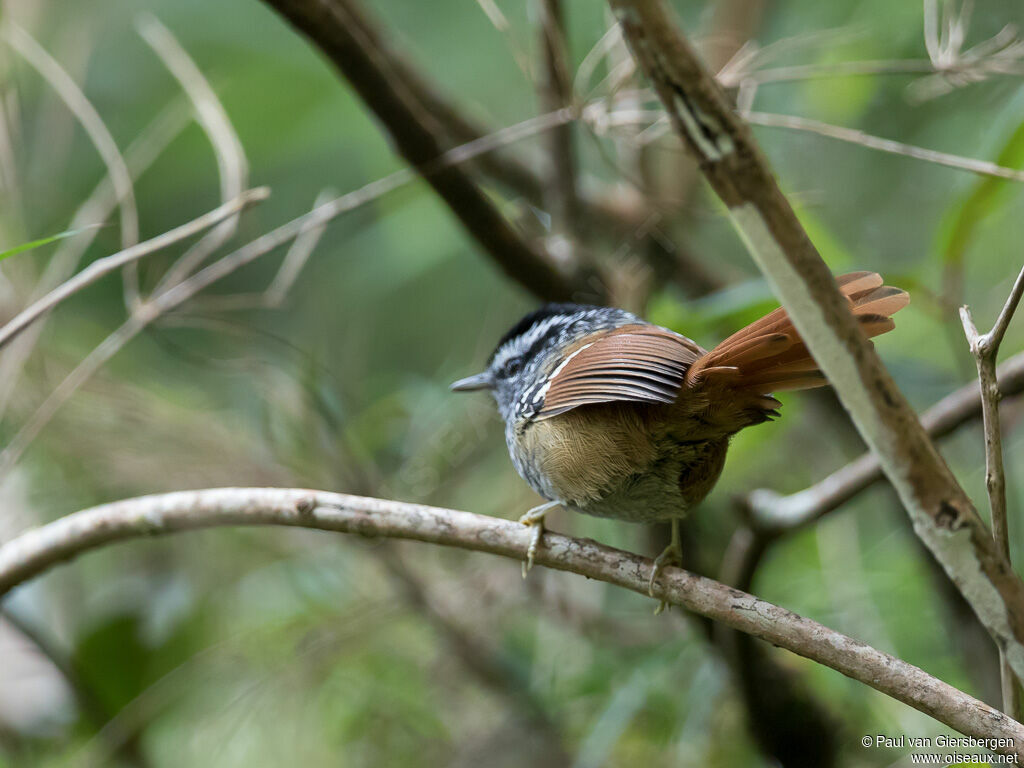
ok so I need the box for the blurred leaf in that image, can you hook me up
[0,226,96,262]
[72,613,149,715]
[939,119,1024,267]
[794,205,854,270]
[801,44,880,123]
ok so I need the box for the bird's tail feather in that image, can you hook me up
[685,272,909,400]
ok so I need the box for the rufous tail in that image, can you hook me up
[685,271,909,405]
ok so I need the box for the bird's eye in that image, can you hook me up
[502,358,523,377]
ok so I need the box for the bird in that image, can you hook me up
[450,271,909,607]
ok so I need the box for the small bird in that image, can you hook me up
[451,272,908,604]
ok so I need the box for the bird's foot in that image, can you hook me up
[518,501,560,578]
[650,521,683,614]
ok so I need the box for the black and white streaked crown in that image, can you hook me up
[486,303,643,422]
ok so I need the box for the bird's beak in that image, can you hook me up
[449,372,493,392]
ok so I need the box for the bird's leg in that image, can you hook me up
[650,519,682,614]
[518,500,560,577]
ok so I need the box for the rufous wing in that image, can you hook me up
[536,325,704,419]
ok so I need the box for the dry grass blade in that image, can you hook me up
[745,110,1024,182]
[137,14,249,293]
[472,0,533,81]
[4,22,140,303]
[190,188,336,311]
[0,102,192,421]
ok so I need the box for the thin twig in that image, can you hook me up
[472,0,534,81]
[187,188,335,311]
[744,110,1024,183]
[138,14,250,292]
[722,57,1024,86]
[960,263,1024,719]
[263,188,333,306]
[0,189,269,353]
[536,0,581,266]
[0,487,1022,756]
[586,101,1024,184]
[4,22,141,306]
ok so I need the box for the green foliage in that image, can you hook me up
[938,119,1024,268]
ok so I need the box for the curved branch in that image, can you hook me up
[0,487,1021,755]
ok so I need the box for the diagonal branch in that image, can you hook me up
[0,487,1021,755]
[260,0,588,302]
[337,0,647,247]
[608,0,1024,683]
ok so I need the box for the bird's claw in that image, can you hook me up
[518,501,559,578]
[650,522,683,614]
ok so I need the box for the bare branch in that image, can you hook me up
[607,0,1024,680]
[988,266,1024,354]
[0,189,269,353]
[586,101,1024,184]
[746,350,1024,532]
[961,263,1024,718]
[0,487,1021,754]
[185,188,335,312]
[536,0,581,257]
[745,110,1024,183]
[260,0,588,302]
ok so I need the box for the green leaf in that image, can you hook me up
[939,119,1024,267]
[0,226,96,262]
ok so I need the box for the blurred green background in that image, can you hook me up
[2,0,1024,766]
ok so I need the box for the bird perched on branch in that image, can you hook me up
[451,272,908,608]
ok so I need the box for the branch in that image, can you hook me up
[0,487,1022,754]
[608,0,1024,682]
[260,0,587,302]
[747,350,1024,531]
[961,264,1024,717]
[744,110,1024,183]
